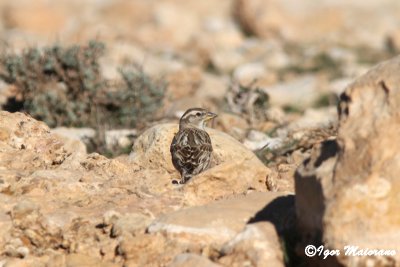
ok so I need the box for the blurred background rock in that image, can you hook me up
[1,0,397,159]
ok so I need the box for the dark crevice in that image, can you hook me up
[314,140,339,168]
[379,80,390,95]
[2,97,24,112]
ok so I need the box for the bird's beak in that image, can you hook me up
[205,112,218,121]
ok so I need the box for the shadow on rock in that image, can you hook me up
[248,195,295,235]
[247,195,299,266]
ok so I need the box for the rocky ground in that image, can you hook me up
[0,0,400,266]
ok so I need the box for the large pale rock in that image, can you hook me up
[64,254,120,267]
[0,112,277,266]
[295,140,339,267]
[218,222,284,267]
[4,1,69,37]
[197,73,229,99]
[117,232,202,267]
[148,192,292,245]
[210,48,246,74]
[296,56,400,266]
[262,75,321,109]
[214,112,248,141]
[0,111,71,171]
[234,0,400,48]
[165,67,203,100]
[130,123,271,204]
[109,212,152,238]
[0,112,183,266]
[1,256,49,267]
[169,253,222,267]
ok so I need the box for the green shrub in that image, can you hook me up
[0,41,167,156]
[0,41,166,128]
[107,66,166,129]
[0,40,106,127]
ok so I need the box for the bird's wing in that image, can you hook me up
[170,128,212,174]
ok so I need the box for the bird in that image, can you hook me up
[170,108,217,184]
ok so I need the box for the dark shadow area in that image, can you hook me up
[248,195,295,235]
[2,97,24,112]
[314,140,339,168]
[247,193,343,266]
[338,92,351,119]
[291,139,343,267]
[247,195,302,267]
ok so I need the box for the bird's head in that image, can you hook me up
[179,108,217,130]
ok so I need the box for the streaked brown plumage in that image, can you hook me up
[170,108,217,184]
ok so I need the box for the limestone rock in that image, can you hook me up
[286,107,338,134]
[165,67,203,100]
[243,130,277,151]
[64,253,120,267]
[295,140,339,259]
[51,127,96,144]
[234,0,288,40]
[218,222,284,267]
[0,111,184,266]
[169,253,222,267]
[195,73,229,104]
[0,111,73,171]
[3,2,69,37]
[233,62,267,85]
[296,56,400,266]
[110,212,152,238]
[148,192,292,245]
[51,127,91,166]
[1,256,49,267]
[105,129,137,151]
[117,233,197,267]
[262,75,321,109]
[214,112,248,141]
[5,200,63,257]
[130,123,271,204]
[210,48,245,74]
[234,0,400,48]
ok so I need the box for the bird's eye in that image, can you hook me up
[196,112,201,116]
